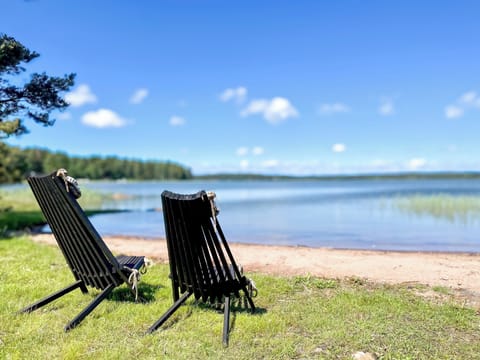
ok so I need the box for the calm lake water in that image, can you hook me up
[75,178,480,252]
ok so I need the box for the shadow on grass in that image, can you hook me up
[147,296,266,332]
[196,296,266,315]
[109,281,161,303]
[150,300,266,341]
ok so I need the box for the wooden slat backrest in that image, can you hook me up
[28,173,125,290]
[161,190,247,303]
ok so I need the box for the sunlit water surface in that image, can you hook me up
[73,178,480,252]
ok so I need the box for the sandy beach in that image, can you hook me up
[31,233,480,308]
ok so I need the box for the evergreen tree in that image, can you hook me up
[0,34,75,138]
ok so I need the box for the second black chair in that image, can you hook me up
[147,190,256,346]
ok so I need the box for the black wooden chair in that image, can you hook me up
[20,169,145,331]
[147,190,257,346]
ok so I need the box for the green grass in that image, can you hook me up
[1,238,479,359]
[0,187,118,233]
[394,194,480,223]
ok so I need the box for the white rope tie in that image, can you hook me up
[56,168,81,199]
[247,278,258,298]
[128,269,141,301]
[207,191,219,230]
[56,168,70,192]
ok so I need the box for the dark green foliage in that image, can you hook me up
[0,33,75,137]
[0,210,45,235]
[0,143,192,183]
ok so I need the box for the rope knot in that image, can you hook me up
[127,269,141,301]
[206,191,219,229]
[56,168,81,199]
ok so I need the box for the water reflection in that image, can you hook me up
[80,179,480,252]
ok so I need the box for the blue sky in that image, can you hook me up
[3,1,480,175]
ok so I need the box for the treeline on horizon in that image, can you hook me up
[196,171,480,181]
[0,143,192,184]
[194,171,480,181]
[2,143,480,185]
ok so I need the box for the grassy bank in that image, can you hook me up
[0,187,116,233]
[1,237,479,359]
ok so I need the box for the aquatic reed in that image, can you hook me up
[394,194,480,223]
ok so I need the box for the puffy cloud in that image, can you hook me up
[169,115,186,126]
[378,98,394,116]
[236,147,249,156]
[332,143,346,153]
[81,109,126,128]
[65,84,97,107]
[240,159,249,169]
[241,97,298,124]
[252,146,264,155]
[445,105,464,119]
[445,91,480,119]
[220,86,247,103]
[129,88,149,104]
[407,158,427,170]
[318,102,350,115]
[459,91,477,104]
[236,146,264,156]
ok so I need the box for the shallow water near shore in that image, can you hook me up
[76,178,480,252]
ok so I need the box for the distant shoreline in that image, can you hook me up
[194,171,480,181]
[4,170,480,187]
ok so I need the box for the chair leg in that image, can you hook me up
[19,280,84,314]
[242,286,256,313]
[79,282,89,294]
[222,295,231,347]
[64,283,115,331]
[146,291,192,334]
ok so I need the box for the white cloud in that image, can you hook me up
[252,146,264,156]
[332,143,346,153]
[220,86,247,103]
[193,157,464,176]
[236,146,264,157]
[65,84,97,107]
[129,88,149,104]
[318,102,350,115]
[445,105,464,119]
[81,109,126,128]
[236,147,249,156]
[241,97,298,124]
[240,159,249,169]
[169,116,186,126]
[459,91,477,104]
[445,90,480,119]
[378,98,394,116]
[407,158,427,170]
